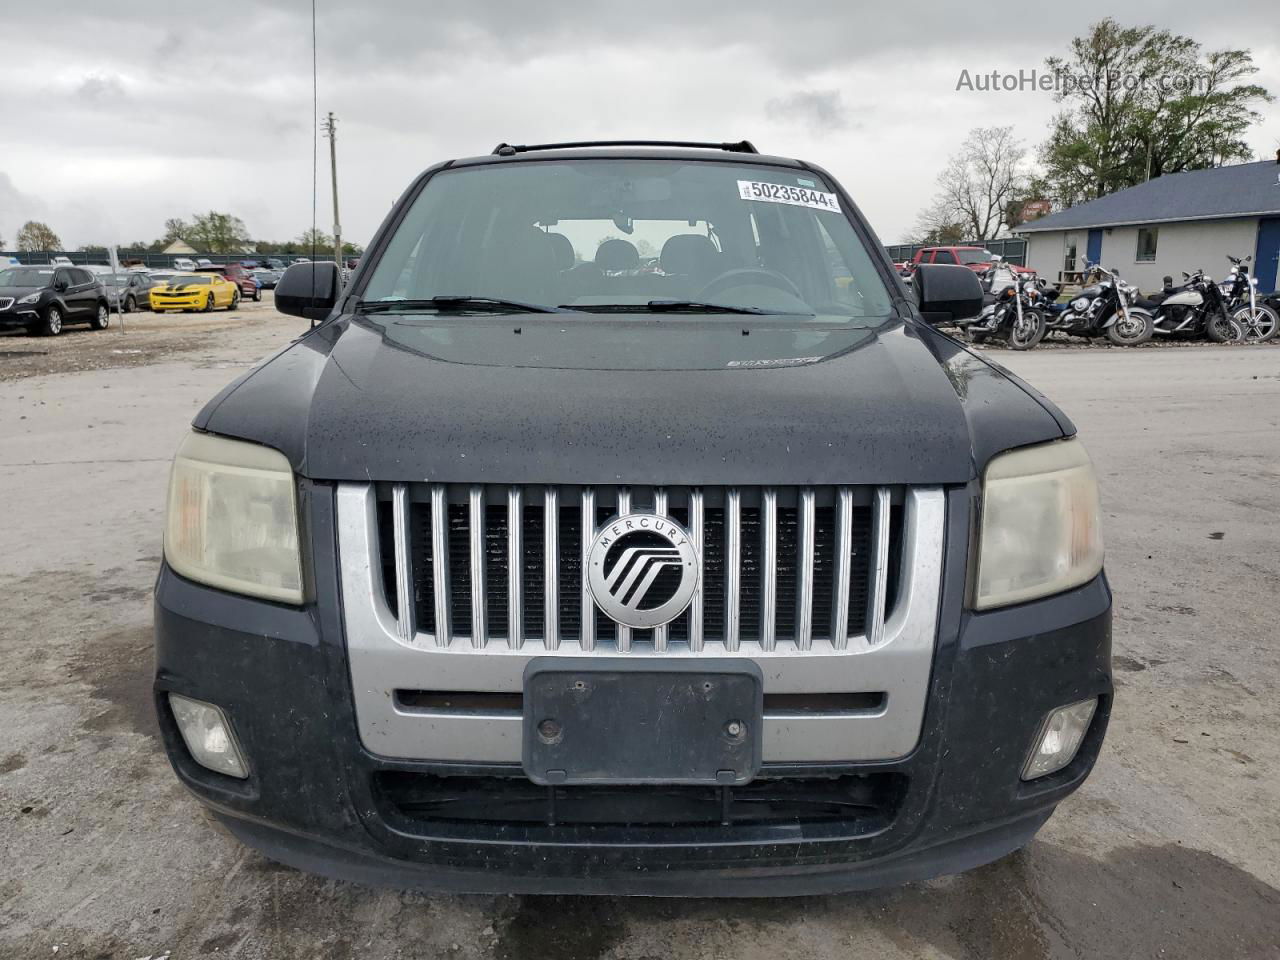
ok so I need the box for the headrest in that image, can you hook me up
[544,232,575,270]
[660,234,719,277]
[594,238,640,273]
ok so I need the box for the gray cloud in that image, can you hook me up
[0,173,49,245]
[76,73,127,103]
[766,90,854,135]
[0,1,1277,247]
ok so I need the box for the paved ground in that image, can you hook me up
[1,306,1278,959]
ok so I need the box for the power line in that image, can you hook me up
[310,0,318,268]
[310,0,318,326]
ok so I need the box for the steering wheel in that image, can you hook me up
[696,268,803,301]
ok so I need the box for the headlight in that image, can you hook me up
[164,431,303,603]
[976,438,1103,609]
[18,292,41,304]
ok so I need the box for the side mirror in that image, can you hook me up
[914,263,983,324]
[54,280,68,292]
[275,261,340,320]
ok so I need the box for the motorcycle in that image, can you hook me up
[962,258,1047,350]
[1049,263,1154,345]
[1139,268,1241,343]
[1220,255,1278,344]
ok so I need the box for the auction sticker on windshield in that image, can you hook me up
[737,180,841,212]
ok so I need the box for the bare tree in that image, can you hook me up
[914,127,1029,243]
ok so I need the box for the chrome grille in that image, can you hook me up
[0,298,14,311]
[373,485,904,655]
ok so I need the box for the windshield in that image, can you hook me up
[956,249,997,264]
[0,267,55,286]
[361,159,893,319]
[162,275,213,286]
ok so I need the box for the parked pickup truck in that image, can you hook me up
[908,245,1033,275]
[154,139,1112,896]
[195,263,262,301]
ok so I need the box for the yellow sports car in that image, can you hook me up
[149,273,240,313]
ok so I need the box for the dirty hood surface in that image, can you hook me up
[196,313,1068,485]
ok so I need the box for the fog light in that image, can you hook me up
[1022,698,1097,781]
[169,694,249,779]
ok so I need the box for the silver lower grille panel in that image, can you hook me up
[338,483,946,763]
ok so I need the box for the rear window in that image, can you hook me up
[362,159,893,320]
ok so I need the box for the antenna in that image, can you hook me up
[309,0,318,327]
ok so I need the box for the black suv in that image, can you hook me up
[154,141,1112,895]
[0,265,110,335]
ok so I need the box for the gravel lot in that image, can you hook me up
[1,303,1277,959]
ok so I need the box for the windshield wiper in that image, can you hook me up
[568,299,813,316]
[357,296,571,314]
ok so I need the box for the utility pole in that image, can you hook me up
[322,112,342,283]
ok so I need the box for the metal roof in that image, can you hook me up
[1018,158,1280,233]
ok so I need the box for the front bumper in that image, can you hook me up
[0,307,39,327]
[151,296,204,310]
[154,482,1113,895]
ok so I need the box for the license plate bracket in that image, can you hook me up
[522,658,763,786]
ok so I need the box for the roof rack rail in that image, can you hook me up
[490,139,759,157]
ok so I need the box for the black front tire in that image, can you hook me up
[123,294,136,314]
[1105,309,1153,346]
[252,287,261,302]
[40,304,64,336]
[89,302,110,330]
[201,294,214,313]
[1232,304,1278,344]
[1008,309,1047,350]
[1205,310,1241,343]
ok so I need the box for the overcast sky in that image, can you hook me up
[2,1,1278,250]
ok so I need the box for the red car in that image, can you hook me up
[907,246,1032,275]
[195,264,261,301]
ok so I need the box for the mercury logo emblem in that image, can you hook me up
[586,513,700,629]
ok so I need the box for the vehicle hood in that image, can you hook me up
[0,285,45,297]
[195,313,1071,485]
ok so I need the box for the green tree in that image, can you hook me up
[15,221,62,252]
[184,211,253,254]
[1039,18,1272,206]
[296,227,333,252]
